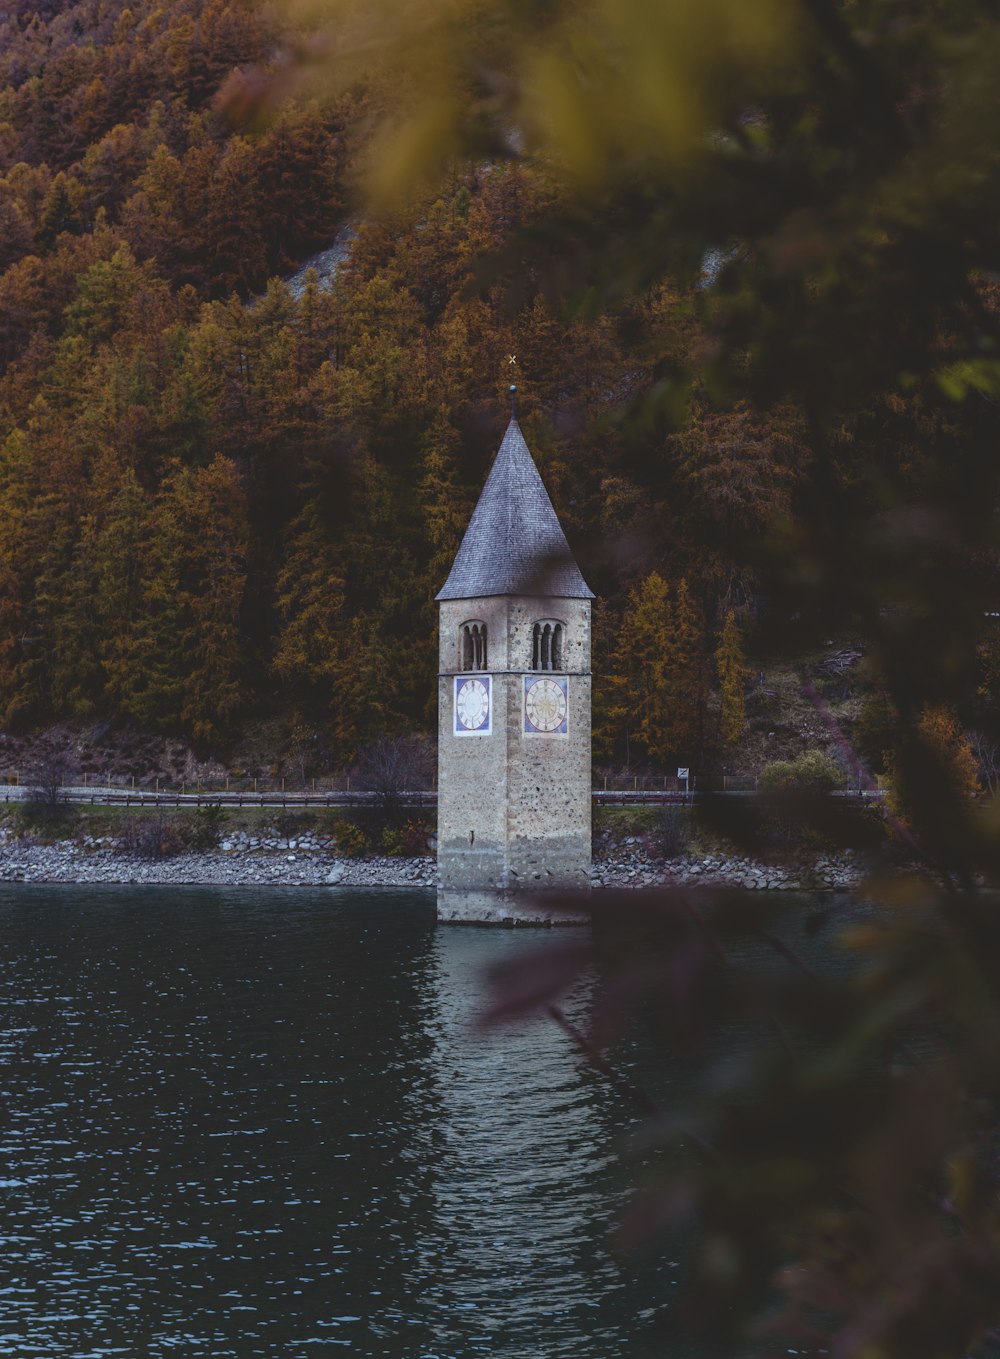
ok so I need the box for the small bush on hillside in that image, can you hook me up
[745,687,780,719]
[380,827,403,855]
[187,805,227,851]
[400,819,433,856]
[26,752,74,809]
[594,806,661,839]
[755,750,849,850]
[273,811,315,838]
[331,819,368,857]
[20,752,77,835]
[117,812,187,859]
[758,749,843,795]
[16,801,79,840]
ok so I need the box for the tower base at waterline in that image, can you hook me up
[436,886,589,926]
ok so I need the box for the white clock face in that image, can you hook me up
[455,676,491,733]
[524,676,568,733]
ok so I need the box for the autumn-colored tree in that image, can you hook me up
[714,608,750,746]
[254,103,344,274]
[0,257,51,372]
[415,418,472,600]
[291,270,337,378]
[87,462,148,705]
[917,705,982,804]
[664,577,707,762]
[81,117,162,222]
[273,497,348,694]
[102,456,249,740]
[589,600,616,765]
[669,400,808,597]
[157,456,249,740]
[0,200,35,273]
[202,136,267,295]
[854,688,899,776]
[0,412,92,724]
[882,704,983,870]
[604,571,673,766]
[63,244,156,348]
[37,173,83,251]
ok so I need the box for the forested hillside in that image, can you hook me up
[1,0,997,779]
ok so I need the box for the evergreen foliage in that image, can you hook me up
[602,572,708,766]
[715,608,751,746]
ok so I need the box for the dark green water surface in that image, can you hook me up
[0,885,677,1358]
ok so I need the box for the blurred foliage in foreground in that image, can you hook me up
[274,1,1000,1353]
[485,882,1000,1359]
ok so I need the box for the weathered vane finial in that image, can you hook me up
[506,354,518,417]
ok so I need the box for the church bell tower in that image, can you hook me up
[435,411,594,923]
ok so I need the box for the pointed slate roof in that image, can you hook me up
[436,417,594,601]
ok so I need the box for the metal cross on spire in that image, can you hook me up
[506,354,517,416]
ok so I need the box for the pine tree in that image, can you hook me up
[273,497,348,691]
[662,577,707,763]
[715,608,751,745]
[91,461,151,719]
[63,245,151,348]
[203,135,266,295]
[106,456,249,740]
[855,689,899,775]
[416,418,471,594]
[591,599,622,764]
[38,173,81,252]
[605,571,675,765]
[0,199,34,273]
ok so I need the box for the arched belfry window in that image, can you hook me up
[532,620,564,671]
[461,621,488,671]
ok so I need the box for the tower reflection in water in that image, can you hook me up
[397,922,668,1359]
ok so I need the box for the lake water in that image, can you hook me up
[0,885,675,1358]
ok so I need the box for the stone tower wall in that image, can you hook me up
[437,595,592,908]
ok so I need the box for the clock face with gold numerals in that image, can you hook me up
[455,676,491,733]
[524,676,568,734]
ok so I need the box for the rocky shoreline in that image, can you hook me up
[593,838,863,892]
[0,828,862,893]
